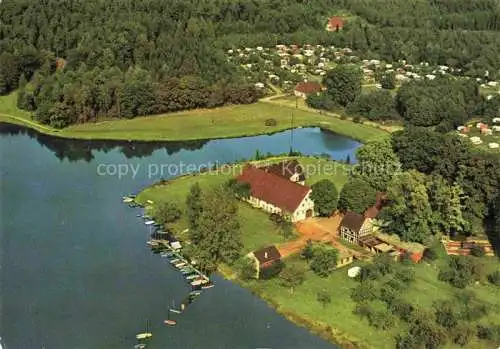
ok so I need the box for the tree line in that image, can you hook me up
[307,64,499,132]
[2,0,500,127]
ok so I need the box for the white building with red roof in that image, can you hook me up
[237,165,315,222]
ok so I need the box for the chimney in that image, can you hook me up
[264,252,268,259]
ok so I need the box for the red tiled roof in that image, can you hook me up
[237,166,311,213]
[364,192,387,219]
[295,82,322,94]
[328,16,345,29]
[253,245,281,264]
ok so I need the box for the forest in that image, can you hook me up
[1,0,500,127]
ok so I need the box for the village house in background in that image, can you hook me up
[339,211,373,244]
[326,16,345,31]
[294,81,322,99]
[247,245,282,278]
[236,164,315,222]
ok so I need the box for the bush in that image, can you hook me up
[487,270,500,286]
[423,246,439,261]
[264,118,277,126]
[470,245,486,257]
[477,324,500,341]
[453,322,475,346]
[353,302,374,318]
[351,281,377,302]
[310,245,338,277]
[389,299,414,322]
[394,268,415,284]
[260,260,284,279]
[235,257,256,280]
[438,255,480,289]
[368,310,395,330]
[352,115,362,123]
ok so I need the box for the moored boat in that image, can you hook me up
[201,283,214,290]
[144,220,155,225]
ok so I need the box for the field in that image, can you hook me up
[136,156,350,254]
[243,247,500,349]
[0,92,389,143]
[266,95,403,133]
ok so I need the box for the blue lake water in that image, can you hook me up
[0,124,361,349]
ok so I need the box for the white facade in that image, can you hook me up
[245,191,314,222]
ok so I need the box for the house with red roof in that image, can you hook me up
[236,165,315,222]
[294,82,322,99]
[326,16,345,32]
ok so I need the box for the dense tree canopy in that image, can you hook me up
[338,178,377,214]
[2,0,499,127]
[391,128,500,236]
[323,64,362,107]
[310,179,338,216]
[355,139,401,191]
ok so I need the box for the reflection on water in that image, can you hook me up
[0,123,209,162]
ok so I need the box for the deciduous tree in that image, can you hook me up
[310,179,338,216]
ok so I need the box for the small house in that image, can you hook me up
[294,82,322,99]
[481,128,493,136]
[337,251,354,268]
[248,245,281,278]
[326,16,345,32]
[339,211,373,244]
[489,143,499,149]
[492,117,500,123]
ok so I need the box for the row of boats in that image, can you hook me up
[126,196,214,348]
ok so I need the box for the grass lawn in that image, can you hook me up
[0,92,389,143]
[136,156,350,253]
[268,95,403,134]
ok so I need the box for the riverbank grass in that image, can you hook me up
[243,252,500,349]
[0,92,388,142]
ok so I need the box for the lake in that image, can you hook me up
[0,124,361,349]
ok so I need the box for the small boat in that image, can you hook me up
[186,274,198,280]
[191,279,203,286]
[134,344,147,349]
[146,240,159,247]
[202,283,215,290]
[164,300,177,326]
[174,262,187,268]
[169,258,180,264]
[144,220,155,225]
[136,320,152,340]
[136,214,142,218]
[169,299,182,314]
[190,290,202,296]
[135,333,152,340]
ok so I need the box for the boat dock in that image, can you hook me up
[123,194,214,343]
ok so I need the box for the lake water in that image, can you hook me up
[0,124,361,349]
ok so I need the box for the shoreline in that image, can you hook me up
[0,100,391,144]
[136,157,365,349]
[217,266,364,349]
